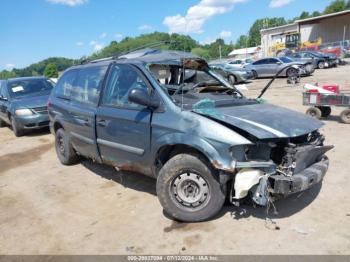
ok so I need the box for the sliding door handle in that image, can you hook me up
[97,119,108,127]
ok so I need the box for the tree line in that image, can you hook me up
[1,0,349,79]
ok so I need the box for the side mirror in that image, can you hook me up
[276,61,283,65]
[128,88,160,110]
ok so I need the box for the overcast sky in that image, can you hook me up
[0,0,333,70]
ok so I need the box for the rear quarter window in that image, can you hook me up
[54,69,79,99]
[72,66,108,106]
[54,66,107,106]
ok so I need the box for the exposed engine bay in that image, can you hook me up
[231,131,333,207]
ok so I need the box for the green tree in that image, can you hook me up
[311,11,321,17]
[299,11,310,19]
[0,70,17,80]
[248,17,287,47]
[44,63,59,78]
[235,35,249,49]
[324,0,347,14]
[191,47,210,60]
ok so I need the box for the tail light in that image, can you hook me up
[47,99,52,110]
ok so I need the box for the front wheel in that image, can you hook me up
[318,61,325,69]
[228,74,237,85]
[156,154,226,222]
[11,117,24,137]
[287,67,298,77]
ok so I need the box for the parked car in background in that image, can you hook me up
[227,58,255,68]
[0,76,53,136]
[49,49,332,222]
[209,63,254,84]
[289,52,326,69]
[299,51,338,68]
[244,57,313,78]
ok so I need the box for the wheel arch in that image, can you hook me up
[152,134,235,176]
[53,120,65,134]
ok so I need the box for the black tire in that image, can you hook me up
[340,109,350,124]
[306,107,322,120]
[11,117,24,137]
[0,118,6,128]
[318,61,325,69]
[156,154,226,222]
[228,74,237,85]
[55,128,79,165]
[287,67,298,77]
[318,106,331,118]
[252,70,258,79]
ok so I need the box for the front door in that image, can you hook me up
[96,63,152,173]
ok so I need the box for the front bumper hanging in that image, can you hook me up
[269,157,329,195]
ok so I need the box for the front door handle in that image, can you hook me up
[76,118,90,126]
[97,119,108,127]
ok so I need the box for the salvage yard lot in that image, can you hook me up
[0,66,350,255]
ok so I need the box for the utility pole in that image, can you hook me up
[343,25,347,49]
[219,45,222,60]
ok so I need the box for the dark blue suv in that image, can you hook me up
[0,77,54,136]
[48,49,332,222]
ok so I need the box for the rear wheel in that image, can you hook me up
[228,74,237,85]
[0,119,6,128]
[340,109,350,124]
[11,117,24,137]
[156,154,226,222]
[252,70,258,79]
[306,107,322,119]
[318,106,331,118]
[55,128,79,165]
[318,61,325,69]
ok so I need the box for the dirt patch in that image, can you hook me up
[0,143,52,174]
[183,234,202,247]
[99,181,117,189]
[164,221,215,233]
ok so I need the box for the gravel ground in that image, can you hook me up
[0,65,350,255]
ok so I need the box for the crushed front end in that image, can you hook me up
[230,131,333,206]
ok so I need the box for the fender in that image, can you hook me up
[152,132,237,173]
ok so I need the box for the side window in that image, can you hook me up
[102,64,149,109]
[71,66,107,106]
[0,82,4,97]
[54,69,78,99]
[255,59,269,65]
[268,58,278,64]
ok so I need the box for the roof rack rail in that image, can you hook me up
[112,40,173,59]
[89,57,114,63]
[79,40,178,65]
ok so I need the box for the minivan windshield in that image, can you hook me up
[8,78,54,99]
[147,63,245,110]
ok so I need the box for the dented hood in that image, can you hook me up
[194,103,323,139]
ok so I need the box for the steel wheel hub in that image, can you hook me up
[172,172,209,208]
[58,136,65,156]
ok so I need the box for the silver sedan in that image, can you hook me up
[244,57,314,78]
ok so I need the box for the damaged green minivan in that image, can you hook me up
[49,49,333,222]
